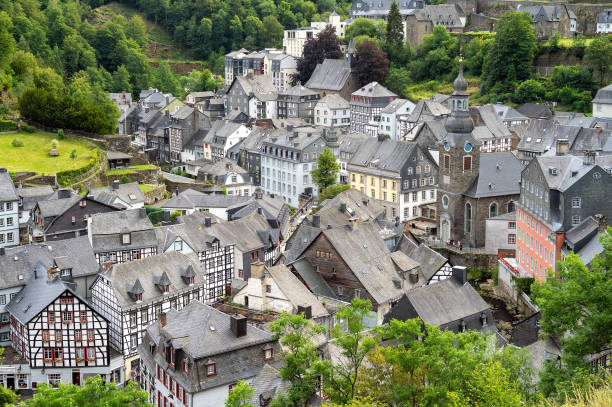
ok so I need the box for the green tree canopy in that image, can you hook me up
[385,1,404,47]
[311,146,340,192]
[585,35,612,85]
[226,380,255,407]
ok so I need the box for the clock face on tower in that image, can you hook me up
[464,142,473,152]
[444,142,450,151]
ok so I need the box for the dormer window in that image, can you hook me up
[168,345,175,367]
[205,362,216,376]
[60,269,72,279]
[122,233,131,245]
[183,360,189,374]
[135,293,142,302]
[480,313,488,327]
[162,285,170,294]
[264,348,274,361]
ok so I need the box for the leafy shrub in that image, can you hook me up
[12,139,23,147]
[319,184,351,202]
[169,210,182,222]
[119,175,130,184]
[57,129,64,140]
[56,149,98,186]
[512,79,545,104]
[145,206,165,224]
[0,119,17,132]
[50,139,59,149]
[21,123,36,133]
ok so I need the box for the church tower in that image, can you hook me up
[437,59,480,244]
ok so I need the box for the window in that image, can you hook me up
[59,297,73,305]
[355,288,361,298]
[43,348,54,363]
[130,334,137,350]
[465,203,472,234]
[62,311,72,324]
[572,197,581,208]
[508,221,516,229]
[443,155,450,170]
[87,347,95,361]
[489,202,498,218]
[75,330,82,342]
[183,360,189,374]
[130,312,137,329]
[508,234,516,244]
[55,330,62,344]
[572,215,581,225]
[87,329,94,342]
[122,233,131,245]
[265,285,271,293]
[442,195,449,208]
[206,363,216,376]
[42,330,50,342]
[265,348,274,361]
[76,347,85,361]
[337,285,343,295]
[48,374,61,388]
[463,156,472,171]
[79,311,87,323]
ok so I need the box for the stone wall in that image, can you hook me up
[104,168,161,185]
[104,135,132,153]
[143,184,166,204]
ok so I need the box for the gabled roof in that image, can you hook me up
[349,138,417,174]
[171,105,194,120]
[396,234,448,282]
[162,189,250,210]
[282,85,318,97]
[565,216,599,248]
[265,264,329,318]
[592,83,612,104]
[250,364,290,407]
[352,82,397,98]
[105,251,203,309]
[464,152,522,198]
[537,155,612,192]
[89,182,145,208]
[382,98,413,114]
[305,59,352,92]
[491,103,528,122]
[91,208,153,235]
[317,94,350,110]
[148,300,273,359]
[414,4,466,27]
[596,9,612,24]
[106,151,132,160]
[36,192,81,218]
[516,103,552,119]
[233,75,277,102]
[472,105,513,139]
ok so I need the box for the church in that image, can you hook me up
[437,61,522,248]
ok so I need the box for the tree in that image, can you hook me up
[346,18,386,41]
[386,1,404,47]
[126,15,148,48]
[261,15,284,48]
[323,299,378,405]
[294,26,342,85]
[585,35,612,85]
[482,12,536,93]
[269,313,330,406]
[354,40,390,86]
[70,149,77,159]
[57,129,65,140]
[311,147,339,192]
[23,375,150,406]
[111,65,132,94]
[226,380,255,407]
[512,79,545,104]
[319,184,350,202]
[385,67,412,98]
[531,228,612,396]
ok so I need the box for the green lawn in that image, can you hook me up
[139,184,157,193]
[106,165,157,175]
[0,131,97,175]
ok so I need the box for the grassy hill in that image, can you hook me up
[89,2,205,73]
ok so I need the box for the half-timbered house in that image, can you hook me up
[90,251,205,381]
[138,301,280,407]
[155,221,235,304]
[89,208,157,267]
[395,233,452,284]
[6,263,111,388]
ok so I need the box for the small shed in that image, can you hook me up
[107,151,132,169]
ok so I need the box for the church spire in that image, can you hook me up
[444,57,473,136]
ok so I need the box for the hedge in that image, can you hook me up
[0,120,17,132]
[56,149,99,187]
[145,206,166,224]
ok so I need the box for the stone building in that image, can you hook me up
[437,61,522,248]
[276,85,320,123]
[405,4,467,47]
[517,4,577,39]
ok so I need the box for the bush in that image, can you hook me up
[12,139,23,147]
[145,206,166,224]
[169,210,182,222]
[56,149,99,187]
[57,129,64,140]
[512,79,546,104]
[21,123,36,133]
[0,119,17,132]
[50,139,59,149]
[319,184,351,202]
[70,149,77,159]
[119,175,130,184]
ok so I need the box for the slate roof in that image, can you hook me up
[414,4,466,27]
[242,127,270,152]
[264,264,329,318]
[90,209,156,252]
[89,182,145,208]
[488,210,517,221]
[105,251,203,310]
[6,269,78,323]
[305,59,352,92]
[188,91,215,99]
[338,131,370,156]
[17,185,54,211]
[283,225,322,265]
[162,171,195,184]
[517,4,569,23]
[396,234,448,282]
[162,189,250,210]
[592,84,612,104]
[516,103,553,119]
[150,300,273,359]
[291,258,336,299]
[382,98,412,114]
[321,222,423,304]
[596,10,612,24]
[349,138,417,175]
[307,188,388,230]
[464,152,522,198]
[491,104,528,122]
[564,216,599,247]
[282,85,318,97]
[402,99,450,124]
[172,105,194,120]
[37,193,81,218]
[106,151,132,160]
[249,364,290,407]
[262,126,324,151]
[384,274,491,328]
[352,82,397,98]
[537,155,612,192]
[472,105,513,139]
[197,158,249,178]
[317,94,349,110]
[234,75,278,102]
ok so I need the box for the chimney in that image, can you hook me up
[312,214,321,228]
[257,207,263,215]
[556,139,569,155]
[139,207,147,218]
[112,180,119,190]
[408,270,419,284]
[297,305,312,319]
[230,314,248,337]
[584,150,596,165]
[251,261,265,279]
[339,203,347,213]
[175,187,179,196]
[362,198,368,206]
[165,110,170,117]
[451,266,467,285]
[348,217,358,230]
[58,189,71,199]
[160,312,167,327]
[204,216,212,227]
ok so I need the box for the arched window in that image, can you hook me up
[507,201,515,213]
[465,203,472,234]
[489,202,498,218]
